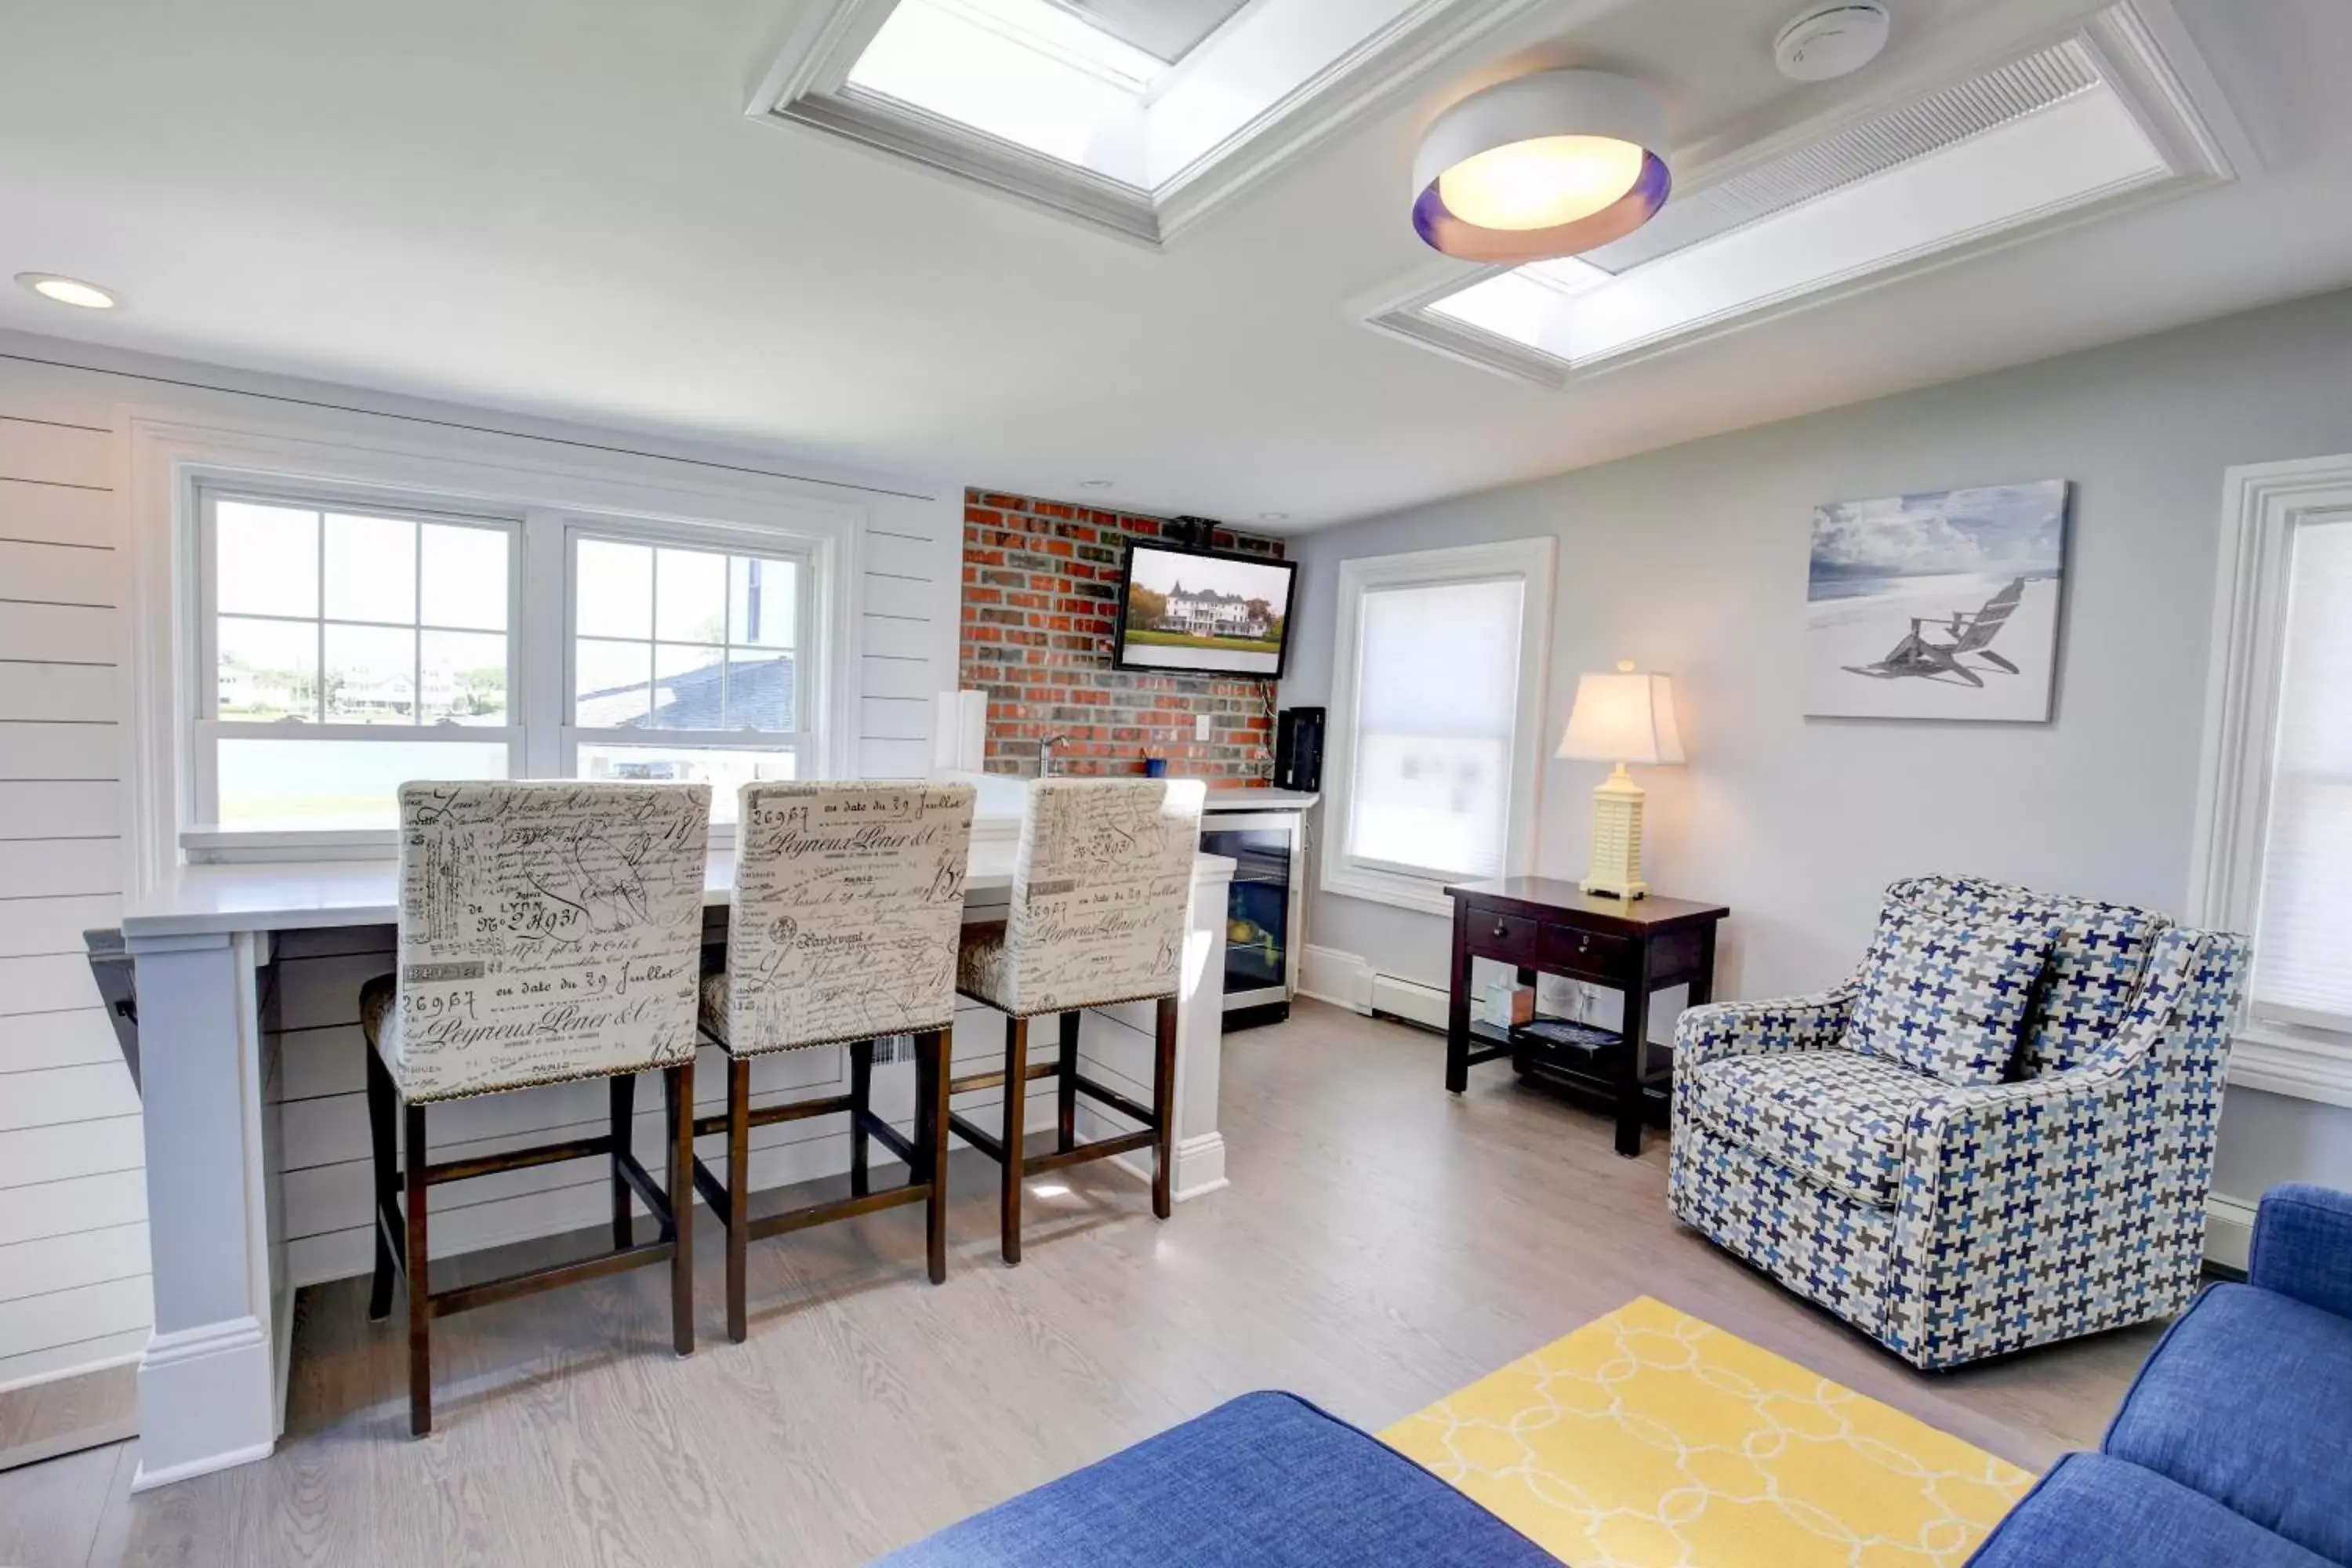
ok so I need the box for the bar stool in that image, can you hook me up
[950,777,1206,1265]
[361,779,710,1436]
[691,781,975,1341]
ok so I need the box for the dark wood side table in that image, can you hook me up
[1443,879,1729,1157]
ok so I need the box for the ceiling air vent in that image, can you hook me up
[1584,41,2103,273]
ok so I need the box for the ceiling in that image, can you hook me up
[2,0,2348,531]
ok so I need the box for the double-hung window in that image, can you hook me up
[1321,538,1555,916]
[189,482,822,847]
[2194,457,2352,1104]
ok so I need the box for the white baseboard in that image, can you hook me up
[134,1316,277,1490]
[1299,944,1374,1014]
[2205,1192,2258,1272]
[1370,972,1448,1031]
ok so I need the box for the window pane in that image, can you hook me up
[575,742,796,822]
[649,644,726,731]
[575,637,651,726]
[726,650,796,731]
[216,502,318,619]
[2256,517,2352,1025]
[420,630,507,724]
[576,539,652,638]
[217,737,507,826]
[324,623,417,723]
[217,616,318,720]
[1347,578,1524,880]
[655,547,728,644]
[419,524,509,630]
[322,513,417,625]
[730,556,797,648]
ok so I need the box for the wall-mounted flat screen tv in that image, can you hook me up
[1112,543,1298,679]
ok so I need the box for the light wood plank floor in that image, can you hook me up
[6,1001,2159,1567]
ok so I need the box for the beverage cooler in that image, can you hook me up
[1198,803,1309,1029]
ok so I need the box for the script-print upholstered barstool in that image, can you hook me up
[360,780,710,1436]
[693,782,975,1341]
[952,777,1206,1265]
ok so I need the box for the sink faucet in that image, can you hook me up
[1038,733,1071,777]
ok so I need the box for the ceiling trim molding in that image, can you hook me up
[1357,0,2247,390]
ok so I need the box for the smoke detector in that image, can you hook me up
[1774,3,1890,82]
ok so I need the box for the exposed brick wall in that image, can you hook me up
[959,488,1282,781]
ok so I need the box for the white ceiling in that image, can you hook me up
[2,0,2348,531]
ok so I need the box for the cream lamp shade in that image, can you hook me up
[1558,663,1682,898]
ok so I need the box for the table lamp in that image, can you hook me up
[1557,660,1683,899]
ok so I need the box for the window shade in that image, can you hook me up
[1345,576,1525,881]
[2255,516,2352,1029]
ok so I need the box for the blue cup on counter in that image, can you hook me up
[1144,757,1167,778]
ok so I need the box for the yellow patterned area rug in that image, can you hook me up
[1382,1297,2034,1568]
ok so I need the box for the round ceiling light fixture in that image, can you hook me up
[1079,478,1115,490]
[15,272,118,310]
[1774,4,1890,82]
[1412,68,1671,263]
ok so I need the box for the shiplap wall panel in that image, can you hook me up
[0,723,117,781]
[860,652,935,702]
[0,782,118,839]
[0,895,118,958]
[0,838,121,894]
[0,956,100,1016]
[0,1113,140,1189]
[0,602,114,665]
[858,611,934,662]
[0,1277,150,1369]
[0,1168,145,1248]
[0,540,114,608]
[0,1064,138,1131]
[0,1223,148,1304]
[0,363,116,429]
[0,421,110,492]
[0,479,115,550]
[0,1007,118,1074]
[862,529,937,582]
[0,663,116,724]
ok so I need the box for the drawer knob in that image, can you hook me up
[1493,921,1508,938]
[1579,935,1591,951]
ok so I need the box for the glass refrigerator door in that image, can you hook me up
[1200,825,1290,1001]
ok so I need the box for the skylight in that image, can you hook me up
[1369,12,2243,386]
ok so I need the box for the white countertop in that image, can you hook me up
[1203,787,1317,811]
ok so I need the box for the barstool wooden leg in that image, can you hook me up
[922,1028,952,1284]
[849,1039,873,1198]
[366,1044,396,1323]
[609,1073,636,1249]
[726,1054,750,1344]
[1055,1011,1080,1155]
[1000,1014,1029,1266]
[404,1100,432,1437]
[666,1060,694,1358]
[1151,996,1178,1221]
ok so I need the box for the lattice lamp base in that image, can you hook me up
[1581,763,1649,900]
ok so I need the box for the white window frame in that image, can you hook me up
[2189,452,2352,1108]
[1319,536,1555,918]
[125,409,866,881]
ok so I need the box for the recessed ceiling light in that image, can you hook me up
[1079,479,1115,489]
[15,272,118,310]
[1258,512,1290,522]
[1413,70,1671,263]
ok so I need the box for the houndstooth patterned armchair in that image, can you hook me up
[1668,876,2249,1369]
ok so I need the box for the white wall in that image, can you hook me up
[1280,286,2352,1207]
[0,333,963,1397]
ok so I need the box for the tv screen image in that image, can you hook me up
[1114,544,1298,677]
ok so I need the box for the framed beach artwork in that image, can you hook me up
[1803,480,2070,721]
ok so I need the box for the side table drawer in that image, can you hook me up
[1463,910,1541,967]
[1542,923,1632,982]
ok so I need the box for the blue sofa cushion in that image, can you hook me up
[1846,906,2049,1085]
[2251,1182,2352,1322]
[2105,1282,2352,1566]
[873,1391,1557,1567]
[1969,1452,2335,1568]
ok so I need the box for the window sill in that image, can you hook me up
[2226,1021,2352,1110]
[1319,860,1461,920]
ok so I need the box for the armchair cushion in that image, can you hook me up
[2104,1281,2352,1566]
[1681,1049,1949,1207]
[2249,1182,2352,1321]
[1846,907,2051,1086]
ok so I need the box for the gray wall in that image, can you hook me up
[1279,286,2352,1201]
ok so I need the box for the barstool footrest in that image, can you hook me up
[431,1236,677,1318]
[1072,1075,1153,1130]
[424,1133,614,1185]
[746,1178,930,1242]
[948,1060,1059,1095]
[858,1110,918,1170]
[692,1090,855,1141]
[1022,1127,1157,1176]
[946,1111,1004,1163]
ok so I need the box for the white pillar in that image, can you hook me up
[1170,855,1232,1200]
[125,929,281,1490]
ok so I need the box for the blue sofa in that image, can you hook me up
[1971,1183,2352,1567]
[875,1391,1553,1566]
